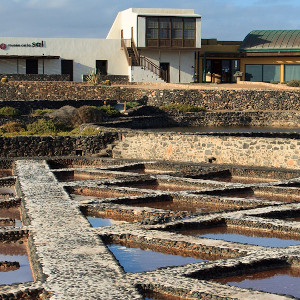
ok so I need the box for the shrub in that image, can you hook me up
[27,119,58,135]
[86,69,101,85]
[287,79,300,87]
[1,77,8,83]
[96,105,120,117]
[0,121,25,133]
[33,109,55,116]
[71,106,104,126]
[103,80,111,86]
[0,106,21,117]
[125,101,140,109]
[160,104,206,112]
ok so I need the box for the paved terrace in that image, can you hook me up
[15,160,142,300]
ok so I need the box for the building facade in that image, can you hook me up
[0,8,201,84]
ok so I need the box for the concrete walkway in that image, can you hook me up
[15,160,142,300]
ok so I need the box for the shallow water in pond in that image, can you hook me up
[221,191,300,203]
[0,170,12,178]
[178,226,300,247]
[0,187,15,197]
[107,244,204,273]
[87,216,127,227]
[214,267,300,298]
[0,242,33,285]
[129,183,203,192]
[131,201,220,213]
[0,208,21,229]
[151,126,300,133]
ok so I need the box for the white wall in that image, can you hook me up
[137,16,146,48]
[0,37,128,81]
[140,49,195,83]
[196,18,201,48]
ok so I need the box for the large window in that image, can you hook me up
[245,64,280,82]
[146,17,196,48]
[285,64,300,82]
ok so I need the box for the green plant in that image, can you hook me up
[33,109,55,116]
[287,79,300,87]
[103,79,111,86]
[0,121,25,133]
[160,104,206,112]
[86,69,101,85]
[125,101,140,109]
[26,119,58,135]
[0,106,21,117]
[1,77,8,83]
[96,105,120,117]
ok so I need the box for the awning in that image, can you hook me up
[0,55,60,59]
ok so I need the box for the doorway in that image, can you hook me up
[26,59,38,74]
[160,62,170,82]
[96,60,107,75]
[61,59,73,81]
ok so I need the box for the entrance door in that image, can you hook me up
[61,59,73,81]
[212,60,222,83]
[221,60,231,83]
[160,62,170,82]
[26,59,38,74]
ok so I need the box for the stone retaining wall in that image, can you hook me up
[112,132,300,170]
[0,74,70,81]
[0,132,118,157]
[1,82,300,111]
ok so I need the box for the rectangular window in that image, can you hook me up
[159,18,170,39]
[146,17,158,39]
[172,18,183,39]
[285,64,300,82]
[263,65,280,82]
[245,65,263,82]
[183,19,195,39]
[96,60,107,75]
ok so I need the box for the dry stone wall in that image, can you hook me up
[0,82,300,111]
[112,132,300,170]
[0,132,118,157]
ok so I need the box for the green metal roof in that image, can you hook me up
[240,30,300,53]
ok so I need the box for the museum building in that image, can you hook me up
[0,8,201,83]
[0,7,299,84]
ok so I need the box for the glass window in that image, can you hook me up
[172,18,183,39]
[263,65,280,82]
[159,18,170,39]
[184,19,195,39]
[146,18,158,39]
[245,65,263,82]
[285,64,300,82]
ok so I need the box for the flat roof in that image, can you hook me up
[240,30,300,53]
[0,55,60,59]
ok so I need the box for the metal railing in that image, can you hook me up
[139,56,167,82]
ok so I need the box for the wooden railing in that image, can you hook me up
[131,37,139,62]
[139,56,167,82]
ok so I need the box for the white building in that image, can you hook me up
[0,8,201,83]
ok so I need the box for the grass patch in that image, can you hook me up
[287,79,300,87]
[125,101,141,109]
[96,105,120,117]
[161,104,206,112]
[33,109,55,116]
[0,106,21,117]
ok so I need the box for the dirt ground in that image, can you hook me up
[117,81,300,90]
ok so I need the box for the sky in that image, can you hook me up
[1,0,300,41]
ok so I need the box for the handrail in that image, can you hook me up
[121,36,132,66]
[131,37,139,62]
[139,56,167,82]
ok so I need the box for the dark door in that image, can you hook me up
[221,60,231,83]
[160,62,170,82]
[26,59,38,74]
[96,60,107,75]
[61,59,73,81]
